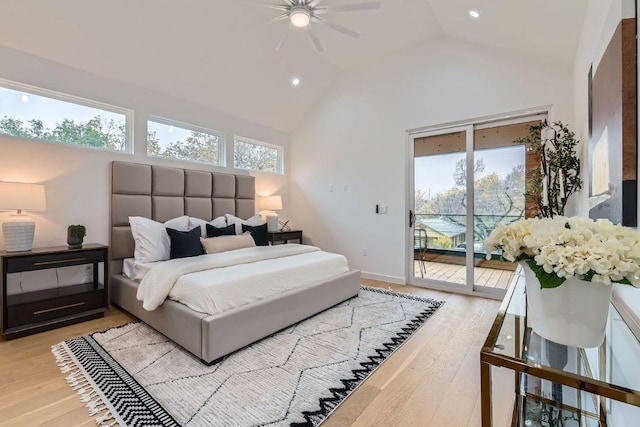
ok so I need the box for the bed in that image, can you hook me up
[109,161,361,364]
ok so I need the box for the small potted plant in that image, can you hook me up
[514,120,582,218]
[67,225,86,249]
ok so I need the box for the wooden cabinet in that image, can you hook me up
[1,244,109,338]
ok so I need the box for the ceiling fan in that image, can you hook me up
[253,0,381,52]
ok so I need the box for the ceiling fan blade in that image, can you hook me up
[276,29,291,52]
[307,0,324,7]
[313,1,380,13]
[263,12,290,26]
[244,1,290,11]
[311,16,360,38]
[307,27,324,52]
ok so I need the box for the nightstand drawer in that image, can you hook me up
[276,232,302,241]
[6,250,105,273]
[268,230,303,245]
[6,287,105,329]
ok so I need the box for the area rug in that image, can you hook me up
[52,286,443,426]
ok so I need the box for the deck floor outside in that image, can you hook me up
[414,260,515,290]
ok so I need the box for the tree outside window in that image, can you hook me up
[234,137,283,174]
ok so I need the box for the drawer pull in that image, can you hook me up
[34,302,86,315]
[32,257,87,266]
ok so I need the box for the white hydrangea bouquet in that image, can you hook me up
[484,216,640,289]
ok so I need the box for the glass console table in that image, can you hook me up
[480,268,640,427]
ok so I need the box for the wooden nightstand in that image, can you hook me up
[1,244,109,338]
[268,230,303,245]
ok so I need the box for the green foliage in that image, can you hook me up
[158,131,220,164]
[147,129,220,164]
[414,189,436,215]
[514,120,582,217]
[68,224,86,238]
[0,115,126,150]
[433,236,453,249]
[234,141,280,173]
[524,258,566,288]
[147,131,162,157]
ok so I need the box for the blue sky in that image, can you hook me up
[0,86,205,150]
[0,87,124,130]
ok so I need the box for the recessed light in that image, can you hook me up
[469,10,480,19]
[291,76,301,87]
[168,126,175,133]
[20,94,29,103]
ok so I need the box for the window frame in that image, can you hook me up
[146,115,226,167]
[233,135,285,175]
[0,78,133,153]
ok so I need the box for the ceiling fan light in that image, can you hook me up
[290,8,311,28]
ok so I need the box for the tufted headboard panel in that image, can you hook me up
[110,161,255,272]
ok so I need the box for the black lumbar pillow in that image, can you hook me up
[166,226,204,259]
[242,223,269,246]
[206,223,237,238]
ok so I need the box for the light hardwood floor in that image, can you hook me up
[0,280,507,427]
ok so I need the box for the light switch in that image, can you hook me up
[343,184,348,192]
[329,185,334,192]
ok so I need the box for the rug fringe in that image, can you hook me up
[51,343,121,427]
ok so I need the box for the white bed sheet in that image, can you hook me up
[123,258,163,282]
[169,249,349,316]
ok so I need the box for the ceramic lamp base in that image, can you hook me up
[2,214,36,252]
[266,213,279,232]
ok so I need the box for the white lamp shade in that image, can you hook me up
[260,195,283,211]
[0,182,46,211]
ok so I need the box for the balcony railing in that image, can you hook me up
[414,213,522,256]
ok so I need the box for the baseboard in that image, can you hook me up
[361,271,406,285]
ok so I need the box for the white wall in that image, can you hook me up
[571,0,636,219]
[0,45,291,251]
[291,37,574,283]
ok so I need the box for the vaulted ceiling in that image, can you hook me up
[0,0,587,132]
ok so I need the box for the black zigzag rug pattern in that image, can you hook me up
[292,286,443,426]
[52,333,179,426]
[53,286,443,427]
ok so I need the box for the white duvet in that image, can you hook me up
[136,244,349,315]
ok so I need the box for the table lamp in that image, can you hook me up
[260,195,282,232]
[0,182,47,252]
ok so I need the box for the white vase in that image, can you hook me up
[520,261,613,348]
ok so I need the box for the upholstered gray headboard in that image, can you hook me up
[110,161,255,273]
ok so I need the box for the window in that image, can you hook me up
[234,136,284,174]
[0,80,130,152]
[147,117,224,166]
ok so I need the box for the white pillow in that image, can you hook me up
[188,216,227,238]
[200,233,256,254]
[225,213,263,235]
[129,216,190,262]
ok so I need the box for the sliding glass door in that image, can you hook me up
[410,125,473,292]
[409,114,544,297]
